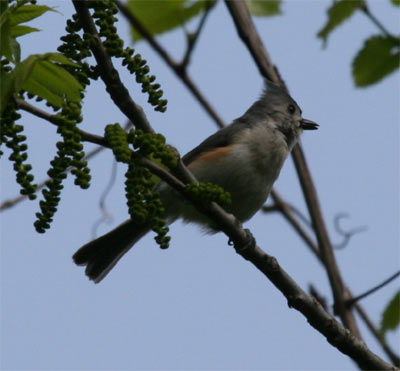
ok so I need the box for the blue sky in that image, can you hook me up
[1,1,399,370]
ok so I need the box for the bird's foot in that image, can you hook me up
[228,228,256,256]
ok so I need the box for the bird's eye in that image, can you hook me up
[288,104,296,114]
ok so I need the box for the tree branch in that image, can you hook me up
[72,0,154,134]
[269,190,319,258]
[224,1,280,85]
[180,1,214,70]
[15,98,107,146]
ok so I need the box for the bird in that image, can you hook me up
[73,81,318,283]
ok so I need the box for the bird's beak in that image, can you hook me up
[300,118,319,130]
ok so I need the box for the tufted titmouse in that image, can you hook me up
[73,81,318,283]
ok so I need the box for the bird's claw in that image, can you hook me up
[227,229,256,255]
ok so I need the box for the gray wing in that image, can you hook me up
[182,120,249,165]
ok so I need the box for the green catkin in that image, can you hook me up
[33,9,100,233]
[105,123,176,249]
[0,99,37,200]
[4,0,168,234]
[186,182,232,206]
[88,0,167,112]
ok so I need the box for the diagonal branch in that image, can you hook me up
[347,271,400,307]
[224,0,361,340]
[113,0,225,129]
[224,1,279,85]
[72,0,154,134]
[15,98,107,145]
[181,1,214,70]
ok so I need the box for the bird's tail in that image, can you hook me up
[72,220,149,283]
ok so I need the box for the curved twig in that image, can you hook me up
[333,213,368,250]
[91,159,118,239]
[181,1,215,70]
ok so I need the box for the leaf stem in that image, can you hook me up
[361,2,393,38]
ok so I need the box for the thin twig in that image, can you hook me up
[15,98,107,145]
[309,284,329,313]
[181,1,215,70]
[114,0,226,129]
[269,190,319,258]
[262,204,280,213]
[1,144,104,211]
[333,213,368,250]
[347,271,400,307]
[91,159,117,239]
[289,203,313,229]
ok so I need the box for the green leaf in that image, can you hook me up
[0,17,14,61]
[10,35,21,62]
[128,0,207,42]
[245,0,281,16]
[22,55,82,107]
[11,24,40,37]
[318,0,363,45]
[13,54,38,92]
[380,291,400,337]
[353,35,400,87]
[0,2,44,62]
[1,53,82,114]
[391,0,400,6]
[9,4,55,26]
[0,1,8,17]
[0,4,12,29]
[44,52,80,67]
